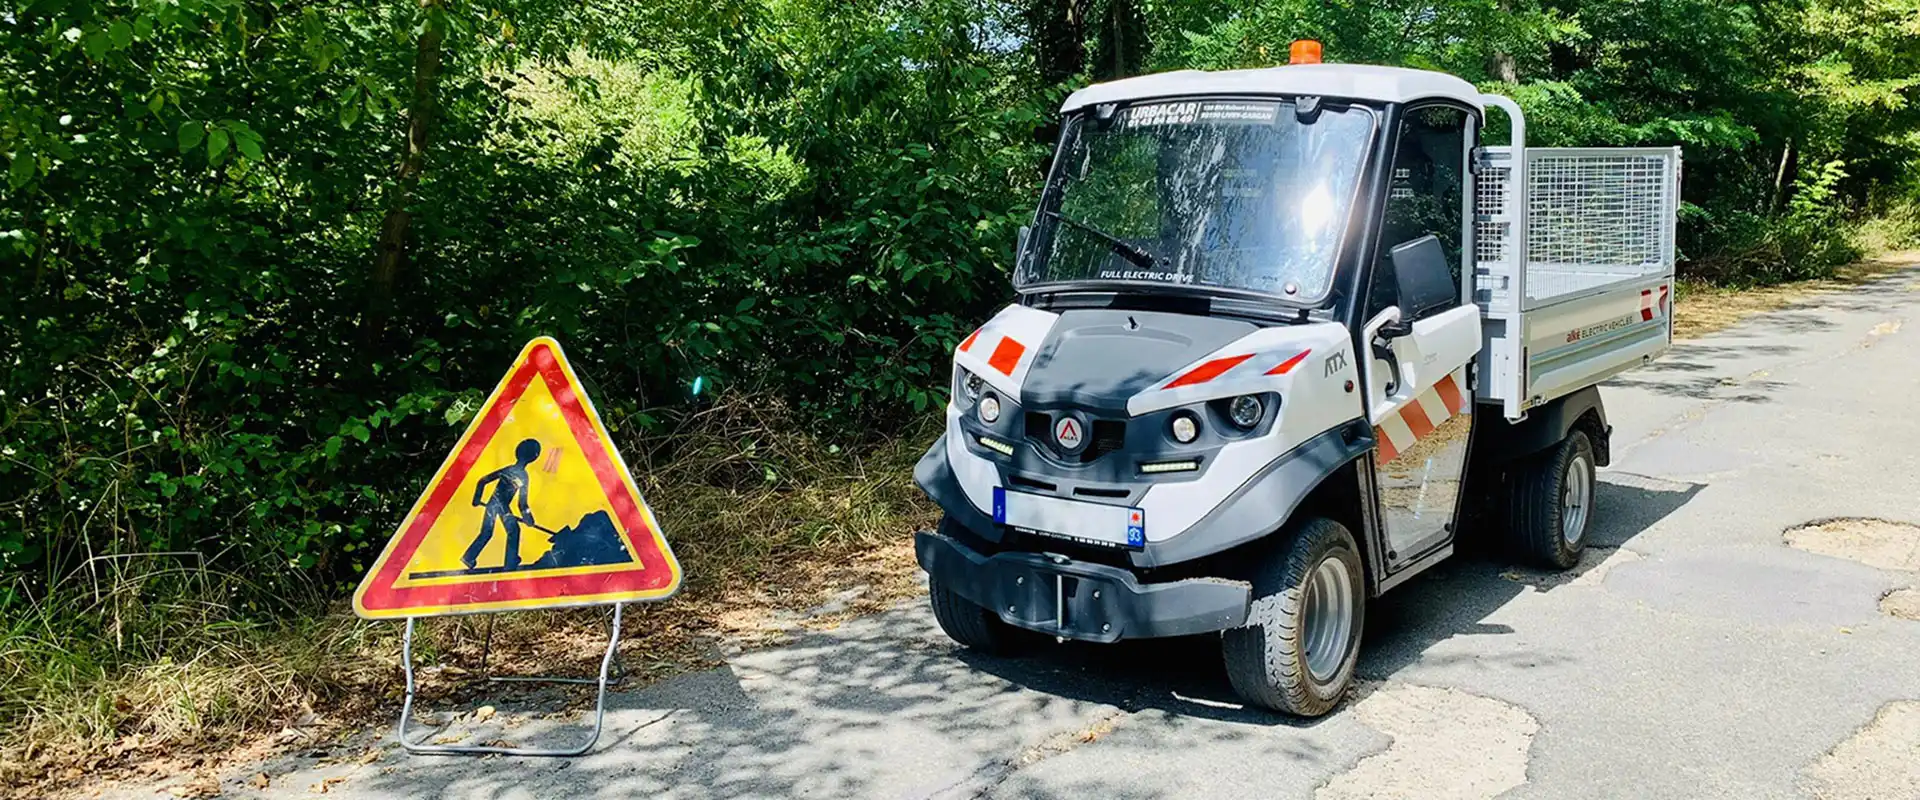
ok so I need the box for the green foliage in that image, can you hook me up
[3,0,1920,623]
[0,0,1039,603]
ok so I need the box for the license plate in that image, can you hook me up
[992,488,1145,549]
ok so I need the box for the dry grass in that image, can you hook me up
[1672,251,1920,339]
[0,399,937,798]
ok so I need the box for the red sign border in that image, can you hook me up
[353,338,680,618]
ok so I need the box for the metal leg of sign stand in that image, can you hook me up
[476,612,626,685]
[396,603,624,757]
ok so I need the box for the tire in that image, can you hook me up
[1505,428,1596,570]
[928,576,1037,655]
[1221,517,1366,717]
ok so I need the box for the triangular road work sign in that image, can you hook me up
[354,337,681,619]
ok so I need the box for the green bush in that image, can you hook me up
[1,0,1040,599]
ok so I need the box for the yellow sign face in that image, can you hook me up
[353,337,682,619]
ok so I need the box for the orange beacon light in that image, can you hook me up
[1290,40,1323,65]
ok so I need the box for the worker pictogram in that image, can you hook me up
[353,336,681,619]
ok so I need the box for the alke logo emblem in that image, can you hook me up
[1055,416,1084,450]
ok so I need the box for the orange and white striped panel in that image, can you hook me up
[1374,368,1470,465]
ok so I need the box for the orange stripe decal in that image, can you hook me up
[1434,374,1466,415]
[1374,427,1397,465]
[1265,350,1313,375]
[1402,400,1436,441]
[1164,354,1254,389]
[959,329,981,353]
[986,336,1026,376]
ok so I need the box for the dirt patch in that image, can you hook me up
[1316,683,1538,800]
[1673,252,1920,340]
[1880,588,1920,621]
[1785,518,1920,572]
[1802,700,1920,800]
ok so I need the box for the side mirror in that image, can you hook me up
[1388,235,1456,322]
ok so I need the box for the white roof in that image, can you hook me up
[1060,64,1483,113]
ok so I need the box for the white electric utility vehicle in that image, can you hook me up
[913,52,1681,715]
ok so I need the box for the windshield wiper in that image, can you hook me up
[1042,211,1160,270]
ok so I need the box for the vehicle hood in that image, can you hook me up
[1019,309,1260,414]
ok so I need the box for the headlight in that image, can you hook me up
[961,369,984,401]
[1228,395,1263,429]
[1170,412,1199,444]
[979,394,1002,424]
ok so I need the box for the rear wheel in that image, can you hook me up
[1221,517,1365,717]
[1506,429,1596,570]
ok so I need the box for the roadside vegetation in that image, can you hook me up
[5,0,1920,790]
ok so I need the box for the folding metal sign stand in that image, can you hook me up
[354,339,683,759]
[473,612,628,686]
[394,603,625,757]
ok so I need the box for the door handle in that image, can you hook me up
[1363,307,1405,398]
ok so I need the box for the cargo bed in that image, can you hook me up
[1470,122,1681,419]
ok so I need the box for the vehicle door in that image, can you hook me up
[1361,104,1480,572]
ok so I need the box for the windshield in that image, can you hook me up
[1018,99,1375,302]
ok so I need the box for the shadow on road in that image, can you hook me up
[958,471,1704,725]
[318,474,1703,799]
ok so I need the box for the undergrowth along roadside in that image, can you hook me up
[0,398,937,794]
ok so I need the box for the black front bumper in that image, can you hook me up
[915,529,1250,643]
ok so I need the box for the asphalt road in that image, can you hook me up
[150,267,1920,799]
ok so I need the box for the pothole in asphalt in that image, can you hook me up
[1881,588,1920,621]
[1802,700,1920,800]
[1784,518,1920,572]
[1316,683,1538,800]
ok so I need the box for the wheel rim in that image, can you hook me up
[1562,454,1592,546]
[1301,556,1355,683]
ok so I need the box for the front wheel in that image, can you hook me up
[928,576,1039,655]
[1221,517,1366,717]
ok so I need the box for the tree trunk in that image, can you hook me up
[362,0,447,349]
[1771,138,1795,214]
[1489,51,1518,84]
[1026,0,1091,175]
[1028,0,1089,89]
[1488,0,1518,84]
[1096,0,1146,82]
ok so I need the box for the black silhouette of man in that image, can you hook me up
[462,438,540,570]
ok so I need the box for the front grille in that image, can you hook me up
[1025,412,1051,441]
[1009,475,1057,492]
[1026,411,1127,464]
[1085,420,1126,462]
